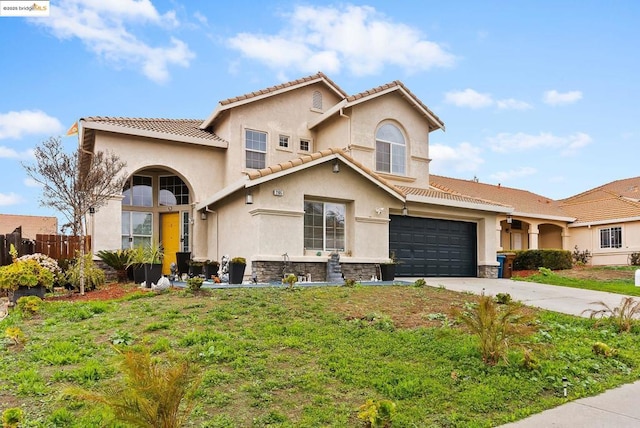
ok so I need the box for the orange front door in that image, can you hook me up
[160,212,180,275]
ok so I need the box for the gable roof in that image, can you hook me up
[559,176,640,225]
[199,72,348,130]
[308,80,445,132]
[430,175,574,221]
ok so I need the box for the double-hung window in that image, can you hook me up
[375,123,406,175]
[600,227,622,249]
[304,201,345,251]
[245,129,267,169]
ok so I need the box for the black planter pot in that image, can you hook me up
[10,285,46,304]
[229,263,246,284]
[380,264,396,281]
[204,262,220,279]
[176,252,191,275]
[144,263,163,288]
[189,264,203,277]
[132,265,146,285]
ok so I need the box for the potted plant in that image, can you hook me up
[143,243,164,288]
[97,249,131,283]
[0,258,55,303]
[229,257,246,284]
[126,246,147,285]
[175,251,191,276]
[203,260,220,279]
[380,252,398,281]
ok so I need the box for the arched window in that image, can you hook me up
[375,123,405,175]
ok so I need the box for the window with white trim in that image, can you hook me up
[122,175,152,207]
[278,135,289,149]
[304,201,345,251]
[159,175,189,206]
[375,123,406,175]
[245,129,267,169]
[121,211,152,249]
[300,139,311,152]
[600,227,622,249]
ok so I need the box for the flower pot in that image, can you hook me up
[229,262,246,284]
[132,265,146,285]
[380,264,396,281]
[10,285,46,304]
[204,262,219,279]
[144,263,163,288]
[189,264,203,277]
[176,252,191,275]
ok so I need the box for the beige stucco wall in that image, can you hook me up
[569,220,640,265]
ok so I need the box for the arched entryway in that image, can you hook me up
[121,167,193,274]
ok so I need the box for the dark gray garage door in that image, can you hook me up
[389,215,477,277]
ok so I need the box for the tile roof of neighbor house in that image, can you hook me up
[82,117,227,143]
[429,175,573,219]
[559,177,640,224]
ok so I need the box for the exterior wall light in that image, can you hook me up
[402,205,408,216]
[246,191,253,204]
[332,159,340,173]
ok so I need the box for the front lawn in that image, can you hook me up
[2,284,640,427]
[514,266,640,296]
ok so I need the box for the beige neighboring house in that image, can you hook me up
[80,72,511,281]
[560,177,640,265]
[0,214,58,240]
[430,175,640,266]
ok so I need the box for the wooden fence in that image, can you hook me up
[0,227,90,266]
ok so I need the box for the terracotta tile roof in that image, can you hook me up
[397,186,511,208]
[346,80,445,130]
[219,72,348,106]
[562,176,640,202]
[560,191,640,223]
[430,175,570,218]
[83,116,226,143]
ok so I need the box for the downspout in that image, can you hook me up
[205,206,219,261]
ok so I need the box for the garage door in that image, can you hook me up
[389,215,477,277]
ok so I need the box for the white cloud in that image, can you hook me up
[543,90,583,106]
[444,90,531,110]
[228,4,456,77]
[24,177,43,187]
[488,132,592,156]
[429,142,484,174]
[33,0,193,83]
[0,110,63,140]
[193,11,208,26]
[490,166,537,182]
[496,98,532,110]
[0,192,24,206]
[444,89,493,109]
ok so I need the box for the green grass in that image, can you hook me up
[1,285,640,427]
[515,266,640,296]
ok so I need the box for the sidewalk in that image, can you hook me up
[416,277,640,428]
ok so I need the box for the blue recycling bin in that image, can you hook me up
[497,254,506,278]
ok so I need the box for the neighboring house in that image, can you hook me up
[430,175,640,266]
[560,177,640,265]
[0,214,58,240]
[80,72,511,281]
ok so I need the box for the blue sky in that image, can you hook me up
[1,0,639,223]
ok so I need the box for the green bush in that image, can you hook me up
[65,254,106,291]
[512,249,572,271]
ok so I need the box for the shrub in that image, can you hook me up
[283,274,297,289]
[495,293,512,305]
[186,276,204,291]
[572,246,592,265]
[5,327,26,346]
[582,297,640,333]
[358,398,396,428]
[413,278,426,288]
[0,259,55,291]
[452,295,535,365]
[97,249,131,283]
[629,252,640,266]
[593,341,617,358]
[65,254,106,291]
[2,407,24,428]
[65,349,200,428]
[16,295,43,316]
[513,249,572,270]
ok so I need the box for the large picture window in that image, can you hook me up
[122,211,152,249]
[159,175,189,206]
[304,201,345,251]
[375,123,406,175]
[245,129,267,169]
[600,227,622,249]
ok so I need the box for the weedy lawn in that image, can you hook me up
[2,284,640,427]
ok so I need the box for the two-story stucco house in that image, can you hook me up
[79,72,511,282]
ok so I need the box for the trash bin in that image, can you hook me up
[503,253,516,279]
[497,254,506,278]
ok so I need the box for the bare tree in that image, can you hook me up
[23,136,127,294]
